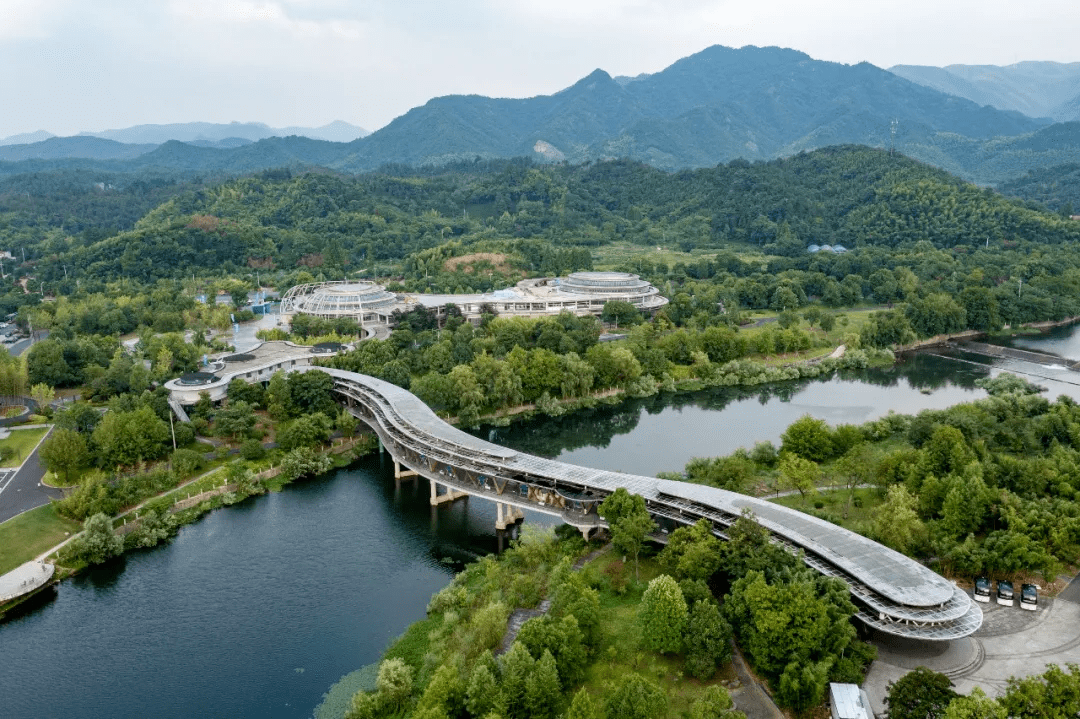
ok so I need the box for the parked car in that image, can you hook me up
[973,576,991,603]
[1020,583,1038,611]
[997,579,1015,606]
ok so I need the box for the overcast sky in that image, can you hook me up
[1,0,1076,138]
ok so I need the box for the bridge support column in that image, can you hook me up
[394,461,418,482]
[495,502,524,530]
[429,481,467,506]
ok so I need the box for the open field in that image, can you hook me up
[0,504,81,575]
[0,427,49,468]
[592,242,781,271]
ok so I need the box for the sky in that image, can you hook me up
[0,0,1077,138]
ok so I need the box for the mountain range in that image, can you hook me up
[889,62,1080,122]
[0,120,368,147]
[2,46,1080,186]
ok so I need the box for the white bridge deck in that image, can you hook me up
[318,367,982,641]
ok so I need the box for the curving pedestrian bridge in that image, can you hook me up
[321,367,982,641]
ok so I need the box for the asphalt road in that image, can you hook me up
[0,427,61,524]
[1059,574,1080,604]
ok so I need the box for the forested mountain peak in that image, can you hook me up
[341,44,1046,175]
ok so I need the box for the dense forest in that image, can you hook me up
[0,146,1078,287]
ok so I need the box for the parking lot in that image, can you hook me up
[863,582,1080,715]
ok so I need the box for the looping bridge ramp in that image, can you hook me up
[317,366,981,641]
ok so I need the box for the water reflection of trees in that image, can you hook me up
[472,353,982,458]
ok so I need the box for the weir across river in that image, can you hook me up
[316,367,982,642]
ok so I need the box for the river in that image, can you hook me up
[2,328,1078,719]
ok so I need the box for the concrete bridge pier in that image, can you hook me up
[429,479,467,506]
[495,502,524,530]
[393,460,418,482]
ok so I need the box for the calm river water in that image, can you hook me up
[3,328,1079,719]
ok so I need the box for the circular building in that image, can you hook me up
[281,272,668,328]
[279,281,401,325]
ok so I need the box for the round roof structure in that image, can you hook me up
[280,281,400,318]
[558,271,654,295]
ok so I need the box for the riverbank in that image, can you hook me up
[0,434,378,619]
[895,316,1080,353]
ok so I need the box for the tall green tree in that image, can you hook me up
[638,574,688,654]
[39,427,89,484]
[598,488,655,579]
[884,667,957,719]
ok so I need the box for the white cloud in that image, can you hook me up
[0,0,69,39]
[0,0,1077,137]
[168,0,365,40]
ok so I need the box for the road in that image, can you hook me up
[0,427,62,524]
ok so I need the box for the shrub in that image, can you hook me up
[240,439,266,461]
[171,448,205,477]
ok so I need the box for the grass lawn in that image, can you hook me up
[577,553,738,717]
[0,426,49,468]
[0,504,81,575]
[770,486,886,531]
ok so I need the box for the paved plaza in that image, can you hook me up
[863,586,1080,715]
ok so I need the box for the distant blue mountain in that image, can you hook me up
[1,46,1077,184]
[340,45,1044,171]
[890,61,1080,122]
[0,136,156,161]
[80,120,368,145]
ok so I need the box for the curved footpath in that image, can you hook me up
[317,366,982,641]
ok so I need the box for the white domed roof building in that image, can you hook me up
[280,272,667,327]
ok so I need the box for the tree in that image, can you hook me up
[344,691,376,719]
[683,600,733,680]
[567,688,603,719]
[55,401,101,435]
[466,661,502,718]
[227,377,265,408]
[999,663,1080,719]
[639,574,688,654]
[214,400,257,442]
[279,446,332,481]
[92,406,170,468]
[943,688,1006,719]
[414,662,465,718]
[277,412,332,451]
[517,614,587,689]
[70,512,123,565]
[375,658,414,713]
[128,509,176,549]
[524,650,561,719]
[598,488,655,579]
[872,485,927,555]
[287,370,337,417]
[780,414,834,462]
[499,642,535,717]
[884,667,957,719]
[658,519,723,581]
[601,300,642,327]
[604,673,665,719]
[690,685,741,719]
[777,659,831,714]
[777,453,821,503]
[29,382,55,413]
[906,293,966,338]
[39,427,89,484]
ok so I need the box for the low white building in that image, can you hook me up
[279,272,668,328]
[829,683,873,719]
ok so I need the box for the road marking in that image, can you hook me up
[0,469,16,499]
